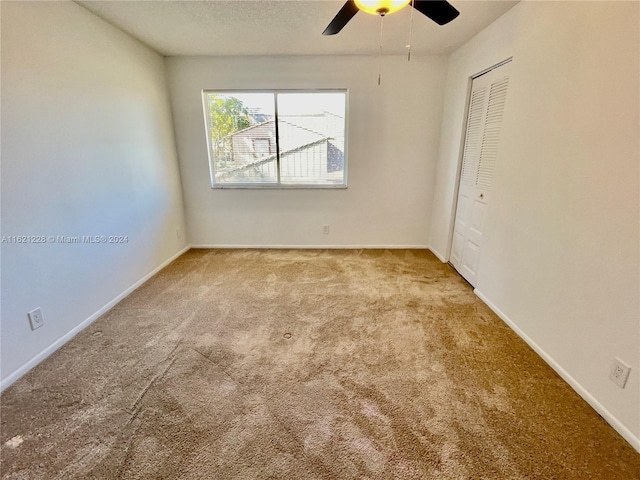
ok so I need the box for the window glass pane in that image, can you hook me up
[276,92,346,186]
[205,92,277,184]
[203,90,347,187]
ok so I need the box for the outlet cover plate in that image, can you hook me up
[609,358,631,389]
[28,308,44,330]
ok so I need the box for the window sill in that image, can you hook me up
[211,184,348,190]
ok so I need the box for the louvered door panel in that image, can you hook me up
[460,88,487,186]
[477,77,509,190]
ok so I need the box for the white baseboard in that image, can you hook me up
[0,245,192,392]
[427,245,448,263]
[190,244,430,250]
[474,289,640,453]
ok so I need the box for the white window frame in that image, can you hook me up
[201,89,349,189]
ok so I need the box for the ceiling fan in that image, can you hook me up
[323,0,460,36]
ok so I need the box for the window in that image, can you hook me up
[202,90,347,188]
[252,138,272,156]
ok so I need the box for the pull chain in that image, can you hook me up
[378,14,385,85]
[407,1,415,61]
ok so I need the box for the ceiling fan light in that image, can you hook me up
[354,0,411,16]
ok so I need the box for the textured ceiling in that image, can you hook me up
[75,0,518,57]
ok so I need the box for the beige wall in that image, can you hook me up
[166,55,447,247]
[429,1,639,449]
[1,1,188,386]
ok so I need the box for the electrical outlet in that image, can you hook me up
[609,358,631,389]
[28,308,44,331]
[322,225,330,235]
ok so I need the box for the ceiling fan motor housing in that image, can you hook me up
[354,1,411,17]
[322,0,460,36]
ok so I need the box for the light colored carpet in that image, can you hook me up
[1,249,638,479]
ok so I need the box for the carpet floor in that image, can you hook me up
[1,249,638,479]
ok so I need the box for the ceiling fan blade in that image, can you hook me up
[322,1,360,36]
[411,0,460,25]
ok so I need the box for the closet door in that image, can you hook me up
[450,62,510,287]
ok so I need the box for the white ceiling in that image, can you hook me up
[75,0,518,57]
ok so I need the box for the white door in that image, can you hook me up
[450,62,511,286]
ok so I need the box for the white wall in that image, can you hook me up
[429,1,639,449]
[0,1,188,387]
[166,55,447,247]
